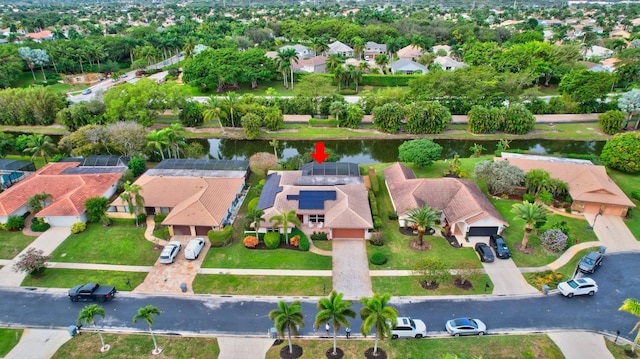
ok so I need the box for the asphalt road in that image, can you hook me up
[0,252,637,341]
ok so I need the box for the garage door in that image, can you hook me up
[332,228,363,239]
[195,226,210,236]
[173,225,191,235]
[468,226,499,237]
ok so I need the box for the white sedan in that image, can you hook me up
[557,278,598,297]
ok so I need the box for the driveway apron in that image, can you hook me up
[0,226,71,287]
[331,239,372,300]
[548,331,614,359]
[5,329,71,359]
[217,337,275,359]
[586,213,640,253]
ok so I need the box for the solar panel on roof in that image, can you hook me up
[256,173,283,210]
[297,190,337,210]
[300,162,360,177]
[155,159,249,171]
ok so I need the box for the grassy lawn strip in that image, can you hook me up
[265,335,563,359]
[0,231,37,259]
[490,198,598,268]
[202,243,332,270]
[49,223,158,265]
[192,275,331,296]
[21,269,147,289]
[0,328,23,357]
[372,274,492,296]
[606,169,640,240]
[605,338,638,359]
[312,240,332,252]
[52,333,219,359]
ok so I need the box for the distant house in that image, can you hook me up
[364,41,386,60]
[610,30,631,40]
[256,162,373,240]
[397,45,424,61]
[328,41,354,57]
[384,163,507,239]
[0,158,126,226]
[431,45,451,56]
[583,45,614,60]
[433,56,467,71]
[495,154,635,217]
[390,59,428,74]
[25,30,53,42]
[278,44,311,59]
[291,56,327,74]
[109,159,249,236]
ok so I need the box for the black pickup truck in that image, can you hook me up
[68,283,117,302]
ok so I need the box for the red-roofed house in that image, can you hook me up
[26,30,53,41]
[0,162,124,226]
[384,162,507,239]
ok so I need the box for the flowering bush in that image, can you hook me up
[290,235,300,247]
[540,228,569,254]
[243,236,259,248]
[530,270,563,289]
[13,248,51,277]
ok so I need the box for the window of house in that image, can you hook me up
[309,214,325,222]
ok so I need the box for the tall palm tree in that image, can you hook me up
[245,208,264,232]
[269,300,305,355]
[146,129,169,160]
[275,50,291,89]
[359,293,398,356]
[315,291,356,355]
[511,201,547,249]
[23,134,56,163]
[269,139,279,161]
[351,36,364,60]
[203,98,226,134]
[222,92,241,128]
[406,205,445,246]
[358,61,370,73]
[160,124,187,159]
[120,181,145,226]
[269,209,301,245]
[77,304,110,352]
[326,53,345,74]
[284,48,299,90]
[619,298,640,353]
[133,305,163,355]
[375,54,389,73]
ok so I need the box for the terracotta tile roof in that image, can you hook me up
[26,30,53,40]
[384,163,507,225]
[260,171,373,230]
[0,162,122,217]
[496,156,635,207]
[110,176,244,227]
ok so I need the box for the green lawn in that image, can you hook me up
[0,231,37,259]
[49,223,158,265]
[0,328,23,357]
[21,269,147,290]
[201,241,332,269]
[46,83,89,95]
[491,198,599,268]
[537,85,560,96]
[607,169,640,240]
[523,247,596,290]
[266,335,564,359]
[372,274,492,296]
[606,338,638,359]
[183,81,297,97]
[193,274,331,296]
[312,240,332,251]
[52,333,219,359]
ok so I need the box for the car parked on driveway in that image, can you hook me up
[184,238,205,260]
[489,235,511,259]
[81,88,92,95]
[475,242,495,262]
[557,277,598,297]
[446,318,487,336]
[391,317,427,339]
[159,240,181,264]
[578,251,604,274]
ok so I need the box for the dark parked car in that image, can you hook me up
[578,251,604,273]
[489,235,511,259]
[68,283,116,302]
[475,242,495,262]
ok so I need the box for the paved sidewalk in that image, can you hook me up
[0,226,71,287]
[5,329,71,359]
[548,331,614,359]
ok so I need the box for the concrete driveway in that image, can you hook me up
[331,239,372,300]
[586,213,640,253]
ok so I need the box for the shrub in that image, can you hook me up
[373,216,382,229]
[209,226,234,247]
[290,235,300,247]
[388,212,399,220]
[311,232,328,240]
[467,105,500,134]
[179,101,204,127]
[137,213,147,224]
[550,220,570,236]
[398,139,443,168]
[538,190,553,205]
[154,214,167,223]
[338,89,357,95]
[241,113,262,140]
[539,228,569,254]
[369,232,384,246]
[405,101,452,134]
[501,104,535,135]
[530,270,563,289]
[264,232,281,249]
[298,235,310,251]
[13,247,51,277]
[6,216,25,231]
[632,191,640,201]
[263,107,284,131]
[601,132,640,174]
[30,218,50,232]
[598,110,626,135]
[247,198,259,212]
[342,104,364,128]
[370,252,387,265]
[372,102,405,133]
[243,235,259,248]
[368,190,379,217]
[523,193,535,203]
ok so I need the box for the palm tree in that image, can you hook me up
[222,92,241,128]
[245,208,264,232]
[406,205,445,246]
[146,129,169,160]
[269,209,302,245]
[329,101,348,124]
[511,201,547,249]
[374,54,389,73]
[358,61,370,73]
[27,192,52,213]
[203,98,226,134]
[133,305,163,355]
[352,36,364,60]
[275,50,291,89]
[619,298,640,353]
[269,300,305,355]
[333,66,346,91]
[315,291,356,355]
[120,181,145,226]
[269,139,279,160]
[23,134,56,163]
[160,124,187,159]
[284,48,299,90]
[77,304,110,352]
[359,293,398,356]
[326,54,345,74]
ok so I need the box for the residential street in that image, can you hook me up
[0,252,637,342]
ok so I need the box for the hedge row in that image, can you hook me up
[368,190,379,217]
[368,167,379,194]
[208,226,234,247]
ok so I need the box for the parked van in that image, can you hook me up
[184,238,205,260]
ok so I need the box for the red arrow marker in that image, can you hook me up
[310,142,330,164]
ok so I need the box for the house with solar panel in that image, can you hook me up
[108,159,249,236]
[256,162,374,240]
